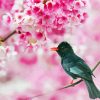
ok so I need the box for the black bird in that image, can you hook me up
[51,41,100,99]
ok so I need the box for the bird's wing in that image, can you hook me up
[77,60,92,74]
[69,61,92,81]
[76,55,92,74]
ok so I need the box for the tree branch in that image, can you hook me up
[0,30,16,43]
[30,61,100,99]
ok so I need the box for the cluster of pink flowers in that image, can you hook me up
[22,0,87,42]
[0,0,14,11]
[1,0,88,45]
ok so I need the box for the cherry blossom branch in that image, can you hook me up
[30,61,100,99]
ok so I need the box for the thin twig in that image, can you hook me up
[92,61,100,72]
[58,79,83,90]
[1,30,16,42]
[30,61,100,99]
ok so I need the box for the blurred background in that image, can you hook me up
[0,0,100,100]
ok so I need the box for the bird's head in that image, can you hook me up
[51,41,74,58]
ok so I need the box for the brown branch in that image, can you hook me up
[43,0,48,4]
[30,61,100,99]
[0,30,16,42]
[92,61,100,72]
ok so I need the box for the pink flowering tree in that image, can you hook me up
[0,0,100,100]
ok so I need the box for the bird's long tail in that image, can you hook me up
[84,79,100,99]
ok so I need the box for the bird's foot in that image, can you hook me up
[70,80,76,87]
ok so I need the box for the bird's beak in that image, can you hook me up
[51,47,59,51]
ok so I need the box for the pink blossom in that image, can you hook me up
[0,0,15,11]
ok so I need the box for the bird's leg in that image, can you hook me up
[70,79,74,84]
[70,78,80,85]
[69,79,76,87]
